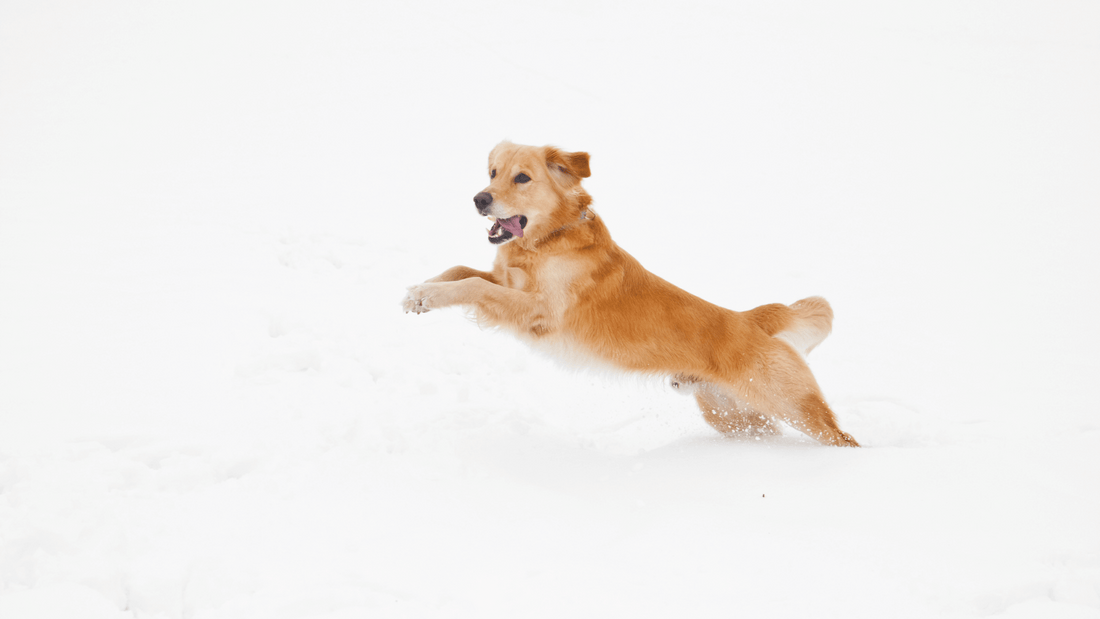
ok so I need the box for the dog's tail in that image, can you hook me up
[746,296,833,357]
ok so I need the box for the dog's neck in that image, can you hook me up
[533,207,594,248]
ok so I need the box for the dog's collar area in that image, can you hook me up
[488,208,592,247]
[535,208,594,246]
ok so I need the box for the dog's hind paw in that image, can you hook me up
[670,373,701,395]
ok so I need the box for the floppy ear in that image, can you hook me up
[545,147,591,185]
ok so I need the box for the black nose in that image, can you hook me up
[474,191,493,214]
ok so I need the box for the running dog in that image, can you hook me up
[402,141,859,447]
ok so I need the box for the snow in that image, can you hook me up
[1,1,1099,617]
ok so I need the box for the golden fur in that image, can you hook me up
[403,142,859,447]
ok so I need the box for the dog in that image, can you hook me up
[402,142,859,447]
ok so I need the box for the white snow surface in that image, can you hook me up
[2,1,1099,617]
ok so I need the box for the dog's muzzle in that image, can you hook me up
[474,192,493,215]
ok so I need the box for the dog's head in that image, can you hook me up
[474,141,591,246]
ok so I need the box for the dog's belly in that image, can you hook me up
[524,332,631,377]
[523,330,685,384]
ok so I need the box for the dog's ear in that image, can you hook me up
[545,147,591,185]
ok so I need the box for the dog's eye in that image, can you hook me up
[514,173,531,184]
[491,169,496,179]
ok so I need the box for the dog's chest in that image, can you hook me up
[500,256,577,298]
[500,266,528,291]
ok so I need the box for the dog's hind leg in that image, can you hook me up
[787,392,860,447]
[745,342,860,447]
[691,381,781,437]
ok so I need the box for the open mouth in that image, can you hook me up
[487,215,528,245]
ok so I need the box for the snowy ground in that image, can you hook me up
[2,1,1099,617]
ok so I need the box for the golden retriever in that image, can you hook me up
[403,142,859,447]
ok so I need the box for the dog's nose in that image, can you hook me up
[474,192,493,214]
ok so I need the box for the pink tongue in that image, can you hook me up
[499,216,524,238]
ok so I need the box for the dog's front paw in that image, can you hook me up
[402,284,435,314]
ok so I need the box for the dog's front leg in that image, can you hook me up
[403,267,501,314]
[403,278,540,328]
[424,265,500,285]
[404,266,503,314]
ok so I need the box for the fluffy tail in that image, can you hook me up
[746,296,833,357]
[779,296,833,356]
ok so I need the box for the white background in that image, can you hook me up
[1,1,1098,617]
